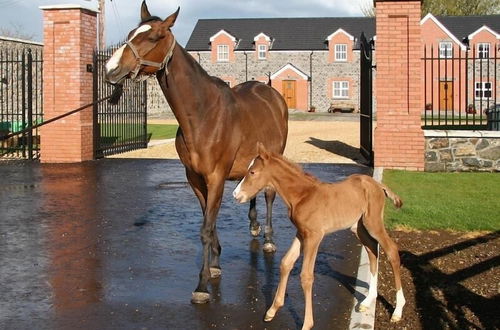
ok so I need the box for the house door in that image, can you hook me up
[282,80,296,109]
[439,81,453,110]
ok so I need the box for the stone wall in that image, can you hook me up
[425,130,500,172]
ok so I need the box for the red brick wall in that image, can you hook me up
[40,6,97,163]
[374,0,425,171]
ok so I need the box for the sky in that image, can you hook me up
[0,0,369,46]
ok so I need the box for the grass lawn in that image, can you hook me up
[383,170,500,232]
[148,124,178,140]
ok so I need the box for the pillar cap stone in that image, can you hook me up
[374,0,422,7]
[39,4,99,14]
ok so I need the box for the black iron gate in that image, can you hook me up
[0,48,43,159]
[359,33,374,165]
[93,47,148,158]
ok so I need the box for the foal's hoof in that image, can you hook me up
[264,311,274,322]
[263,242,277,253]
[191,292,211,304]
[358,304,369,312]
[250,225,261,237]
[390,314,402,323]
[210,267,222,278]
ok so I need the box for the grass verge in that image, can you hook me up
[148,124,178,140]
[383,170,500,231]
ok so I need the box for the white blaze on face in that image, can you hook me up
[232,178,245,199]
[105,24,152,74]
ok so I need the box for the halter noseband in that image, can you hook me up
[126,36,176,80]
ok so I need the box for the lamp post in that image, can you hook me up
[84,0,105,50]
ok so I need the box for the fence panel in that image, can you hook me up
[0,48,43,159]
[423,43,499,130]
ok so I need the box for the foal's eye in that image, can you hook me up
[250,171,255,175]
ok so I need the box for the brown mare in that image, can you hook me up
[233,143,405,329]
[105,2,288,304]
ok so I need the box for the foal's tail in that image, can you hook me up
[378,183,403,209]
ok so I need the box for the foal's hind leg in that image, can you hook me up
[363,214,405,322]
[263,189,277,253]
[351,220,379,312]
[248,197,261,237]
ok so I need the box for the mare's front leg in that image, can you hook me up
[263,189,277,253]
[265,235,301,322]
[191,174,225,304]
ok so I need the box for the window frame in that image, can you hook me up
[217,44,229,62]
[258,44,267,60]
[477,43,490,59]
[439,41,453,59]
[334,44,347,61]
[333,81,349,99]
[475,81,492,100]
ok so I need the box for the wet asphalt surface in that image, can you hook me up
[0,159,371,330]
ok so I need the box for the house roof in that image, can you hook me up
[436,15,500,42]
[185,17,375,51]
[185,15,500,52]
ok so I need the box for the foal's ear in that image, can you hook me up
[163,7,180,28]
[257,142,270,160]
[140,0,152,21]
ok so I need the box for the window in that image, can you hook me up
[477,43,490,59]
[439,42,453,58]
[333,81,349,98]
[258,44,267,59]
[475,82,492,99]
[217,45,229,62]
[335,44,347,61]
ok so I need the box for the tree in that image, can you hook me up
[0,22,36,41]
[360,0,500,17]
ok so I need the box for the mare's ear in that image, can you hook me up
[163,7,180,28]
[257,142,270,160]
[140,0,152,21]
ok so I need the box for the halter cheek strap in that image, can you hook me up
[126,37,176,80]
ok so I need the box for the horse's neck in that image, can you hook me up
[157,45,215,133]
[270,158,316,209]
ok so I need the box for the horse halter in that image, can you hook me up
[126,36,176,80]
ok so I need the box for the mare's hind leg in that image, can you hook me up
[363,213,405,322]
[351,220,379,312]
[263,189,277,253]
[248,198,261,237]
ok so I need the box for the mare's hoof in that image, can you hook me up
[250,225,261,237]
[210,267,222,278]
[390,314,402,323]
[191,292,211,304]
[358,304,369,312]
[263,242,277,253]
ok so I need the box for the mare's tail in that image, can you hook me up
[378,183,403,209]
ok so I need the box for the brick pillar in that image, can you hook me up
[374,0,424,171]
[40,5,97,163]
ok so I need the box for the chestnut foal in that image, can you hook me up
[233,143,405,329]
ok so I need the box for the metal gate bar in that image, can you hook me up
[93,46,148,158]
[359,33,374,166]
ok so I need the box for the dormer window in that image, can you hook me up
[335,44,347,61]
[439,42,453,58]
[258,44,267,59]
[477,43,490,59]
[217,45,229,62]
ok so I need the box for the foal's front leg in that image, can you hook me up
[265,236,301,321]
